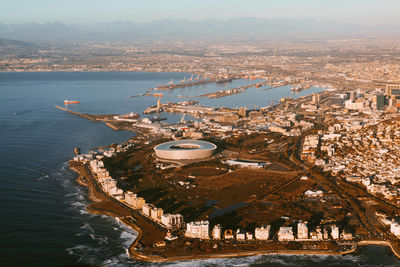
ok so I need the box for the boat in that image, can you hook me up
[121,112,140,119]
[64,100,80,104]
[153,93,164,97]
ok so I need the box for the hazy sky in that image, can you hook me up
[1,0,400,25]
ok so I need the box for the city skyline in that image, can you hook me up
[1,0,400,26]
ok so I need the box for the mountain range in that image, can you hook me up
[0,18,399,43]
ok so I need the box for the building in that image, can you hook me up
[297,221,308,240]
[236,229,246,241]
[349,91,357,102]
[214,114,240,123]
[341,230,353,240]
[278,227,295,241]
[142,203,152,217]
[224,159,267,169]
[150,207,163,222]
[390,222,400,237]
[246,232,253,240]
[372,94,385,110]
[185,221,209,239]
[132,197,146,210]
[255,225,271,240]
[154,140,217,160]
[344,100,365,110]
[385,84,400,96]
[312,93,320,104]
[224,229,234,239]
[124,191,137,206]
[212,224,221,240]
[161,214,185,230]
[323,228,329,240]
[239,107,247,118]
[182,130,203,139]
[331,225,339,240]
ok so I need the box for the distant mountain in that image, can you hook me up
[0,38,40,55]
[0,38,34,47]
[0,18,399,43]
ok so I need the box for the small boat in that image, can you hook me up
[64,100,80,104]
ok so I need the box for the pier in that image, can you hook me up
[54,105,117,121]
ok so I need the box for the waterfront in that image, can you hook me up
[1,71,400,266]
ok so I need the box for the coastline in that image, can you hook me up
[69,160,400,263]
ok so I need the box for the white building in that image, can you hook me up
[390,222,400,237]
[278,227,295,241]
[124,191,137,206]
[224,159,267,169]
[246,232,253,240]
[255,225,271,240]
[345,100,365,110]
[331,225,339,240]
[305,190,324,197]
[161,214,185,230]
[341,230,353,240]
[236,229,246,241]
[132,197,146,210]
[150,207,163,222]
[142,204,152,217]
[297,221,308,240]
[212,224,221,240]
[185,221,209,239]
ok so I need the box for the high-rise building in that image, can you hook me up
[255,225,271,240]
[212,224,221,240]
[372,94,385,110]
[278,227,295,241]
[161,214,184,229]
[185,221,209,239]
[239,107,247,118]
[331,225,339,239]
[297,221,308,240]
[312,94,320,104]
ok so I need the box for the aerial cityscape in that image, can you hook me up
[3,0,400,266]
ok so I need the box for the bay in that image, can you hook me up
[0,71,397,266]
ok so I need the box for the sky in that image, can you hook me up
[1,0,400,25]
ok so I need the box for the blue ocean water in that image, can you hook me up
[0,72,398,266]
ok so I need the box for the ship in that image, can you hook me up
[64,100,80,104]
[121,112,140,119]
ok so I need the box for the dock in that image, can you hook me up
[54,105,117,121]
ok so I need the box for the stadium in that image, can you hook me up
[154,140,217,160]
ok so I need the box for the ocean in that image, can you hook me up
[0,71,398,266]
